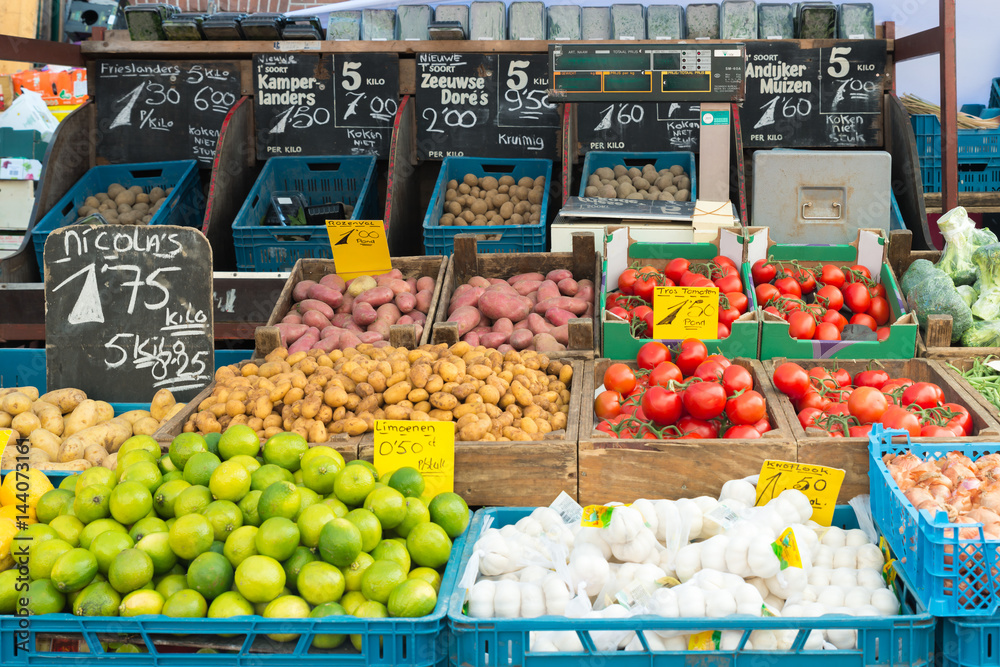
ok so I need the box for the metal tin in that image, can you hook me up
[124,4,180,41]
[646,5,685,41]
[548,5,581,40]
[721,0,758,39]
[162,13,206,41]
[327,10,361,40]
[241,13,285,40]
[201,12,246,40]
[282,16,324,40]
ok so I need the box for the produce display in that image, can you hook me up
[594,342,770,440]
[465,484,899,653]
[277,268,438,352]
[0,387,182,472]
[606,256,747,339]
[74,183,172,225]
[444,269,595,352]
[950,358,1000,411]
[436,174,546,227]
[582,163,691,202]
[182,344,574,442]
[771,361,975,438]
[0,428,470,640]
[753,258,892,341]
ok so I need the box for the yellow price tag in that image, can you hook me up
[651,285,719,340]
[754,459,845,526]
[772,527,804,569]
[0,429,10,462]
[325,220,391,280]
[580,505,617,528]
[373,420,454,498]
[688,631,721,651]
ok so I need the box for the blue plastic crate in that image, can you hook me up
[422,157,551,255]
[31,160,204,274]
[990,78,999,109]
[232,156,379,272]
[448,506,935,667]
[0,524,466,666]
[578,150,697,199]
[890,191,905,231]
[942,616,1000,667]
[911,113,1000,193]
[869,426,1000,617]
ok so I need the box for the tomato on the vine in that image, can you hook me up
[815,285,844,312]
[594,390,623,420]
[665,258,690,284]
[641,386,683,426]
[815,322,841,340]
[693,360,727,382]
[675,339,708,377]
[868,297,890,326]
[618,268,638,295]
[832,368,852,388]
[788,311,817,340]
[793,268,816,294]
[714,255,738,270]
[844,283,872,314]
[682,382,727,420]
[774,277,803,298]
[756,283,781,306]
[820,264,846,288]
[722,364,753,396]
[881,405,921,437]
[854,368,889,389]
[847,386,888,424]
[726,390,767,425]
[724,425,762,439]
[798,407,823,429]
[773,362,810,399]
[726,291,749,315]
[752,417,772,434]
[676,415,718,439]
[636,342,670,370]
[650,361,683,387]
[752,259,778,285]
[850,313,877,332]
[714,273,742,294]
[944,403,973,436]
[633,271,662,303]
[603,363,637,395]
[901,382,944,410]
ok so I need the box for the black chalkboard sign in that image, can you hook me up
[95,60,241,167]
[254,53,398,159]
[577,102,701,154]
[743,40,885,148]
[417,53,560,160]
[44,225,214,403]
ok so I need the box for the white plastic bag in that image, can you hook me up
[0,90,59,142]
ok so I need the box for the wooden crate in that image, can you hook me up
[359,359,585,507]
[936,358,1000,427]
[763,358,1000,500]
[255,255,448,356]
[578,358,797,505]
[429,232,600,359]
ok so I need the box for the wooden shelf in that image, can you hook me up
[924,191,1000,214]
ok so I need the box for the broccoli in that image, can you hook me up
[901,259,938,297]
[970,243,1000,320]
[961,320,1000,348]
[935,208,998,285]
[957,284,979,308]
[906,269,973,343]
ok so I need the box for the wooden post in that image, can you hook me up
[452,234,479,284]
[924,314,953,349]
[888,229,913,278]
[939,0,958,213]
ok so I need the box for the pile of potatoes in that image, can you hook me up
[74,183,172,225]
[437,173,545,227]
[583,163,691,202]
[182,343,574,443]
[445,269,594,353]
[0,387,182,472]
[277,268,437,353]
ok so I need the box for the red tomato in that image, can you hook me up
[832,368,852,388]
[603,363,637,395]
[677,415,719,439]
[773,362,810,399]
[675,339,708,377]
[682,381,727,420]
[714,273,742,294]
[618,268,638,295]
[633,273,662,303]
[725,390,767,425]
[848,386,889,423]
[798,407,823,429]
[756,283,781,306]
[763,306,784,319]
[881,405,921,437]
[920,424,956,437]
[793,268,817,294]
[722,365,753,396]
[679,271,700,287]
[850,313,877,332]
[798,390,831,412]
[726,291,749,315]
[944,403,973,436]
[641,310,656,338]
[876,327,891,342]
[753,417,772,434]
[849,424,875,438]
[867,297,890,326]
[847,265,872,283]
[705,354,731,368]
[636,342,671,370]
[774,277,803,298]
[650,361,683,387]
[691,276,715,289]
[633,305,652,320]
[665,258,691,284]
[901,382,944,410]
[825,402,851,417]
[821,309,849,331]
[815,322,841,340]
[854,368,889,389]
[720,322,730,340]
[693,360,727,382]
[719,305,741,327]
[609,306,630,321]
[751,259,777,285]
[724,425,762,439]
[870,283,887,299]
[815,285,844,312]
[820,264,846,288]
[844,283,872,314]
[594,390,623,419]
[788,310,817,340]
[641,386,683,426]
[713,255,738,270]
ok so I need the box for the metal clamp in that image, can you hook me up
[801,201,842,220]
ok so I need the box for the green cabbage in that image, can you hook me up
[957,284,979,308]
[935,207,998,285]
[906,270,973,343]
[970,243,1000,320]
[961,320,1000,348]
[901,259,938,297]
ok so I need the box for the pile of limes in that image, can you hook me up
[0,426,469,651]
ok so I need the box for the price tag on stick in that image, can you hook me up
[754,459,845,526]
[651,285,719,340]
[373,420,455,498]
[326,220,391,280]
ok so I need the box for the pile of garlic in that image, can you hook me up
[464,480,899,653]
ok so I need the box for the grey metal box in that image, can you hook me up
[611,4,646,39]
[509,2,545,40]
[397,5,431,40]
[582,6,612,40]
[470,1,506,40]
[362,8,396,40]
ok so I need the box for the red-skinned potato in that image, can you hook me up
[416,276,435,292]
[544,307,575,327]
[292,280,317,302]
[546,269,573,283]
[299,299,334,320]
[320,274,346,292]
[536,280,561,302]
[288,327,320,354]
[534,296,588,316]
[395,292,416,313]
[479,290,532,321]
[557,278,579,296]
[306,284,344,309]
[352,301,378,326]
[282,312,303,325]
[509,329,533,350]
[448,305,481,335]
[509,272,544,284]
[302,310,332,331]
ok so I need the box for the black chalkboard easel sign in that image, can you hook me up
[576,102,701,154]
[95,60,242,167]
[44,225,215,403]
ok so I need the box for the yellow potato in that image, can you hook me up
[64,400,99,437]
[39,388,87,414]
[102,453,118,471]
[94,401,115,423]
[164,402,186,421]
[132,417,160,436]
[11,411,41,436]
[117,410,152,426]
[28,448,52,464]
[83,444,109,466]
[35,460,92,472]
[28,428,62,461]
[1,392,31,415]
[150,389,176,421]
[0,411,10,428]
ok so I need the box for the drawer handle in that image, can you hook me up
[802,201,842,220]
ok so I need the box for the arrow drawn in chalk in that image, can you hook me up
[594,105,614,131]
[52,263,105,324]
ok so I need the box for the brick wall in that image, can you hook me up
[130,0,334,13]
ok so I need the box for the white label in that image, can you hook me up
[277,197,293,205]
[621,36,636,40]
[73,80,88,97]
[849,34,865,39]
[616,578,657,612]
[274,41,321,51]
[703,500,742,532]
[766,35,781,40]
[714,49,741,56]
[550,491,584,525]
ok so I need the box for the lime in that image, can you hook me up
[345,508,381,552]
[49,515,84,547]
[119,461,163,494]
[223,525,258,568]
[78,519,125,550]
[74,483,112,523]
[16,524,58,558]
[152,479,191,518]
[162,589,208,619]
[90,530,135,574]
[370,539,411,572]
[361,560,407,604]
[173,485,213,517]
[208,590,254,620]
[293,470,305,486]
[281,546,317,590]
[388,578,437,618]
[347,459,379,475]
[0,570,18,613]
[407,522,452,569]
[334,465,375,507]
[136,532,178,574]
[387,467,425,498]
[255,517,300,561]
[203,500,243,541]
[204,432,221,456]
[129,516,168,542]
[115,644,145,653]
[263,432,309,472]
[258,481,301,521]
[263,595,311,642]
[322,497,349,518]
[238,490,262,526]
[340,590,366,615]
[51,548,99,593]
[161,470,183,484]
[227,455,261,475]
[155,573,188,600]
[119,434,161,457]
[351,600,388,651]
[218,424,260,460]
[294,487,321,519]
[408,567,442,593]
[209,461,252,502]
[317,518,362,568]
[301,456,342,495]
[183,451,221,488]
[168,513,214,560]
[109,481,153,525]
[29,539,73,581]
[364,487,407,530]
[59,474,81,491]
[117,449,159,476]
[18,579,66,615]
[428,493,470,538]
[394,497,431,539]
[120,589,164,616]
[310,602,347,648]
[234,555,286,604]
[169,433,209,470]
[187,551,234,600]
[297,561,345,606]
[36,489,75,524]
[251,464,294,492]
[159,454,179,474]
[78,466,116,491]
[297,503,336,548]
[344,552,375,592]
[72,580,121,616]
[109,549,155,594]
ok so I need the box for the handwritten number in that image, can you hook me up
[342,61,362,91]
[828,47,852,78]
[506,60,529,91]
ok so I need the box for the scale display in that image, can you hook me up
[548,44,746,103]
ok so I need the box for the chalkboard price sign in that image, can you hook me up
[743,40,885,148]
[576,101,701,154]
[417,53,559,160]
[254,53,398,159]
[44,225,215,403]
[96,60,241,167]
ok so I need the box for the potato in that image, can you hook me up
[107,183,125,199]
[164,402,185,421]
[84,444,109,467]
[115,190,136,207]
[29,428,62,461]
[40,388,87,414]
[101,453,118,471]
[94,401,115,423]
[64,400,99,437]
[132,416,161,436]
[150,389,177,421]
[1,391,31,415]
[12,411,41,436]
[347,275,377,297]
[117,409,151,426]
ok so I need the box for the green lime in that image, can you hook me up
[258,481,301,521]
[282,546,317,591]
[227,455,261,475]
[351,600,388,651]
[119,461,163,494]
[238,490,262,526]
[29,539,73,581]
[322,497,349,518]
[152,479,191,518]
[234,555,286,604]
[16,524,58,558]
[301,445,345,469]
[36,489,75,524]
[364,487,407,530]
[370,539,411,572]
[310,602,347,648]
[173,485,213,517]
[394,497,431,539]
[19,579,66,615]
[297,503,336,548]
[72,579,121,616]
[90,530,135,574]
[344,552,375,592]
[255,517,300,561]
[208,590,254,620]
[155,573,188,600]
[347,459,379,475]
[129,516,169,542]
[408,567,442,593]
[49,515,84,547]
[223,525,258,568]
[109,549,154,594]
[263,595,311,642]
[136,532,178,574]
[159,454,179,474]
[251,464,294,492]
[340,590,366,615]
[59,475,81,491]
[187,551,234,600]
[301,456,342,495]
[109,481,153,525]
[334,465,375,507]
[210,461,252,502]
[387,578,437,618]
[361,560,407,604]
[218,424,260,460]
[345,508,381,552]
[263,432,309,472]
[168,513,214,560]
[74,483,112,523]
[0,570,19,613]
[162,589,208,619]
[293,469,305,486]
[184,451,221,487]
[78,466,117,491]
[51,548,99,593]
[297,561,345,606]
[79,519,125,550]
[294,486,321,520]
[387,467,425,498]
[120,589,164,616]
[318,518,362,568]
[161,470,183,485]
[169,433,209,471]
[407,522,453,569]
[119,434,161,457]
[204,432,221,456]
[428,493,470,538]
[203,500,243,542]
[117,449,159,476]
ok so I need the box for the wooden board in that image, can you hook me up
[360,359,584,506]
[764,357,1000,500]
[255,255,448,356]
[383,95,421,257]
[887,94,933,248]
[429,232,600,359]
[579,358,797,505]
[0,0,38,75]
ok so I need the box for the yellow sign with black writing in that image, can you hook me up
[755,460,845,526]
[651,286,719,340]
[0,429,10,463]
[326,219,391,280]
[373,420,455,498]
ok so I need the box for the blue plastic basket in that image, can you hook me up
[422,157,551,255]
[989,78,999,109]
[578,150,697,199]
[448,506,935,667]
[910,113,1000,193]
[232,156,379,272]
[942,616,1000,667]
[0,526,466,666]
[869,426,1000,617]
[31,160,204,274]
